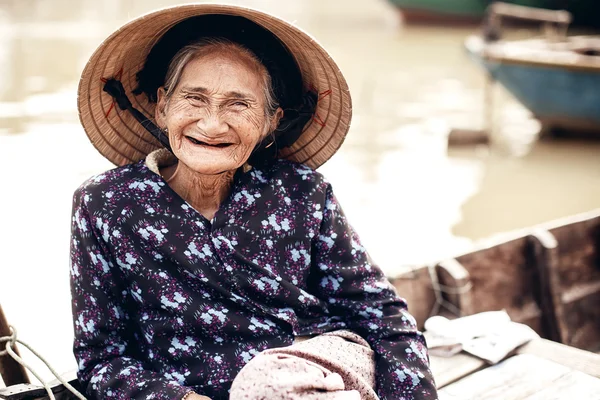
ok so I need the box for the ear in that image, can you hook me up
[269,107,284,133]
[155,87,168,128]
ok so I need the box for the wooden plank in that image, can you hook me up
[548,215,600,351]
[389,266,436,329]
[490,2,573,25]
[429,352,486,389]
[0,305,29,386]
[516,338,600,379]
[523,370,600,399]
[436,259,474,316]
[562,280,600,303]
[527,231,564,343]
[454,237,546,336]
[439,354,575,400]
[431,337,600,390]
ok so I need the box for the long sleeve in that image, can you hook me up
[309,185,438,400]
[69,188,191,400]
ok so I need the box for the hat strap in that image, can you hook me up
[103,78,173,152]
[247,90,318,167]
[275,90,318,148]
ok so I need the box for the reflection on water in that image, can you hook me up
[1,0,599,383]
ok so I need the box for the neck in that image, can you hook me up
[162,162,235,221]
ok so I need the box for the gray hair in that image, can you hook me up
[163,38,279,119]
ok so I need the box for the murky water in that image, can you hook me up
[1,0,599,384]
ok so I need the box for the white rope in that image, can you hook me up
[427,264,468,319]
[0,326,87,400]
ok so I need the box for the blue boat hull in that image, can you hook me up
[467,46,600,135]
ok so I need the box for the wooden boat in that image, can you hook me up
[465,3,600,136]
[387,0,600,27]
[390,208,600,352]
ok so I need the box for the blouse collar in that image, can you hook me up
[145,148,177,176]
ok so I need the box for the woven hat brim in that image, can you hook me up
[78,4,352,169]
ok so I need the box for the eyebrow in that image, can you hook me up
[180,86,257,101]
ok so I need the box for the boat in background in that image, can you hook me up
[387,0,540,25]
[387,0,600,28]
[389,0,485,25]
[465,3,600,137]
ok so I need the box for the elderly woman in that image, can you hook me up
[71,5,437,400]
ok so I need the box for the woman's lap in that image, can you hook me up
[229,330,379,400]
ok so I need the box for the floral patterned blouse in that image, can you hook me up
[70,152,437,400]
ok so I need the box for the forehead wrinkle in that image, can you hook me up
[176,49,265,99]
[180,85,257,102]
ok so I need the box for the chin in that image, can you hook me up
[174,146,247,175]
[178,156,242,175]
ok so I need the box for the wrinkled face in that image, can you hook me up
[155,48,279,175]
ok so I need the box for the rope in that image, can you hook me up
[426,264,470,319]
[394,264,472,319]
[0,326,86,400]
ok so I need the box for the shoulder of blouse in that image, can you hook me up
[78,159,150,189]
[257,159,331,190]
[71,160,149,211]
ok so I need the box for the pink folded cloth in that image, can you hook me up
[230,330,379,400]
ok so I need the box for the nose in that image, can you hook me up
[195,110,229,137]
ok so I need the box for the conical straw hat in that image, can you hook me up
[78,3,352,170]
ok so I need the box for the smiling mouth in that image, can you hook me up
[185,136,233,148]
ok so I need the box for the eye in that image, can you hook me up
[185,94,206,102]
[231,101,249,108]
